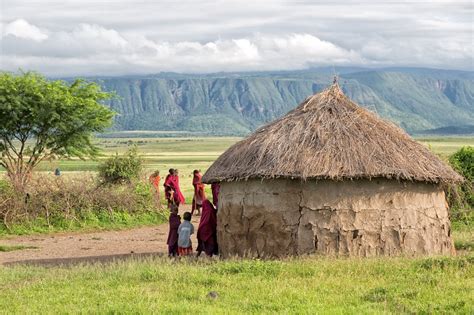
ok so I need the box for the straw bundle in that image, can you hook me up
[203,83,462,184]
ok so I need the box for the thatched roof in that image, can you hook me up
[202,83,462,184]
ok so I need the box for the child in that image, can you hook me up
[177,212,194,256]
[166,204,180,257]
[191,169,206,216]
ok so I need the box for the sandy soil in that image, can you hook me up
[0,206,200,266]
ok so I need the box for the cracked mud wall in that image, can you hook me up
[217,179,454,257]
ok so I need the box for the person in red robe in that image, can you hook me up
[163,169,175,209]
[211,182,220,210]
[166,204,180,256]
[191,170,206,216]
[164,169,185,208]
[196,199,218,257]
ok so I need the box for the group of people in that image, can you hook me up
[148,168,220,257]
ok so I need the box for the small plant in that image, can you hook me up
[98,147,143,184]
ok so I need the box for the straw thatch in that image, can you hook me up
[203,83,462,184]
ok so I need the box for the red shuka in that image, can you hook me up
[166,213,181,246]
[164,174,185,205]
[197,200,217,243]
[149,175,160,190]
[192,173,206,211]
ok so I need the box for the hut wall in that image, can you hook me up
[217,179,454,257]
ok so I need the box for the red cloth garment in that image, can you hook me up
[197,200,217,244]
[164,174,185,205]
[149,175,160,190]
[166,213,181,247]
[178,246,193,256]
[192,173,206,212]
[163,174,172,200]
[211,183,220,208]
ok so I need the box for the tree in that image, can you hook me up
[0,72,115,190]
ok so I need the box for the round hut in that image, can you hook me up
[202,83,463,258]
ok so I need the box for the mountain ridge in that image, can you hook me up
[87,67,473,135]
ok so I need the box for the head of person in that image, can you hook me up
[193,169,200,175]
[183,211,191,221]
[170,204,178,214]
[169,168,175,175]
[153,170,160,177]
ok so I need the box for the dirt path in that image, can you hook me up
[0,207,201,266]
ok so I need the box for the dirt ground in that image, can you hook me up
[0,206,201,266]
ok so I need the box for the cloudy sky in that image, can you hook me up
[0,0,472,76]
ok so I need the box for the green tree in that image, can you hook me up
[0,72,115,190]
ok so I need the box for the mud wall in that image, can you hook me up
[217,179,454,257]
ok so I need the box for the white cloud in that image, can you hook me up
[0,22,367,76]
[0,0,472,76]
[3,19,48,42]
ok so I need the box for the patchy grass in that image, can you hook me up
[0,210,167,238]
[0,255,472,314]
[0,245,38,252]
[452,220,474,254]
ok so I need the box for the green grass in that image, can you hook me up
[0,210,167,238]
[0,245,38,252]
[27,136,474,173]
[416,136,474,158]
[452,220,474,253]
[0,255,472,314]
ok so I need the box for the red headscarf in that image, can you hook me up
[197,200,217,242]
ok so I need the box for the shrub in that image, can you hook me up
[98,147,143,184]
[0,173,165,234]
[446,146,473,222]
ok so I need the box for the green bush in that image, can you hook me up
[98,147,143,184]
[0,174,165,235]
[447,146,473,222]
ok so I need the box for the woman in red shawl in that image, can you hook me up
[164,168,185,208]
[196,199,218,257]
[191,170,206,216]
[163,169,174,209]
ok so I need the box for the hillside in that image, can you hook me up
[93,68,474,135]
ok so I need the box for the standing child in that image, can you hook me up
[166,204,180,257]
[177,212,194,256]
[191,169,206,216]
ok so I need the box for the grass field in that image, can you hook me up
[0,255,472,313]
[31,136,474,173]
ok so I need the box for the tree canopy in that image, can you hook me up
[0,72,115,189]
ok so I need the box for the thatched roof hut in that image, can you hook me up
[203,83,461,258]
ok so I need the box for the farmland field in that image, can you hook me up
[31,135,474,173]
